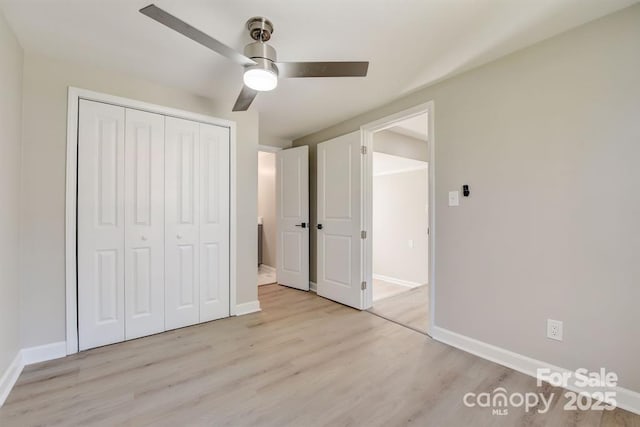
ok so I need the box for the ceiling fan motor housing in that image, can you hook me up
[244,41,277,63]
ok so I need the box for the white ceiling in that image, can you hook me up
[388,114,428,142]
[1,0,635,140]
[373,152,427,177]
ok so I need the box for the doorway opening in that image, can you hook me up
[361,102,434,335]
[368,116,429,332]
[257,148,278,286]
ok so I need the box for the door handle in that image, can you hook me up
[176,233,183,239]
[141,235,148,241]
[295,222,307,228]
[317,224,323,230]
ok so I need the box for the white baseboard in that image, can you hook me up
[373,274,423,288]
[431,326,640,415]
[259,264,276,273]
[0,351,23,407]
[235,300,261,316]
[0,340,68,407]
[309,281,317,293]
[21,341,67,366]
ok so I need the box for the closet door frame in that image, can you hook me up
[65,87,237,355]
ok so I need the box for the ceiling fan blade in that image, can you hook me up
[276,61,369,78]
[232,86,259,111]
[140,4,255,67]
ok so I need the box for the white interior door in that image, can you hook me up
[199,123,230,321]
[276,146,309,291]
[165,117,200,330]
[317,132,363,309]
[124,108,165,340]
[78,100,126,350]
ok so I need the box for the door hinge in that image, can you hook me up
[361,230,367,239]
[361,146,367,155]
[361,281,367,290]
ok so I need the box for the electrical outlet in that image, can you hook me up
[547,319,563,341]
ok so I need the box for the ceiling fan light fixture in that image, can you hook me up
[243,67,278,91]
[243,58,278,92]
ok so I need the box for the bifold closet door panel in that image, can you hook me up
[165,117,201,330]
[124,109,165,340]
[199,123,230,322]
[78,100,126,351]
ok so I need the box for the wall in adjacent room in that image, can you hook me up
[374,130,427,162]
[373,168,428,285]
[258,151,277,268]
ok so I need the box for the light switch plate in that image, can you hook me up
[449,191,459,206]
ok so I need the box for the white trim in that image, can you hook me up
[229,121,238,316]
[431,326,640,415]
[21,342,67,366]
[309,281,317,293]
[257,144,283,153]
[65,87,238,353]
[372,274,423,288]
[373,164,428,177]
[259,264,276,273]
[1,341,70,407]
[360,101,435,337]
[618,388,640,416]
[235,300,262,315]
[65,89,79,355]
[0,352,22,407]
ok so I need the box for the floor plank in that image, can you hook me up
[0,284,636,426]
[368,284,429,333]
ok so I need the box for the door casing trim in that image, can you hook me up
[360,101,435,335]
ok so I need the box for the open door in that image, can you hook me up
[276,146,309,291]
[316,131,364,309]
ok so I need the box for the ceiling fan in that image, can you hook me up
[140,5,370,111]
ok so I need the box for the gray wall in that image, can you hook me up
[374,130,427,162]
[259,129,292,149]
[19,53,259,348]
[0,9,23,377]
[373,168,428,285]
[295,5,640,391]
[258,151,277,267]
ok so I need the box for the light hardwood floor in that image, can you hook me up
[369,284,429,334]
[372,278,420,301]
[258,264,277,286]
[1,284,637,426]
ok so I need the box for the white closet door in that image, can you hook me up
[124,108,165,340]
[165,117,201,330]
[78,100,126,350]
[199,123,230,321]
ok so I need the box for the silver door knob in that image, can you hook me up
[141,235,148,241]
[177,233,183,239]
